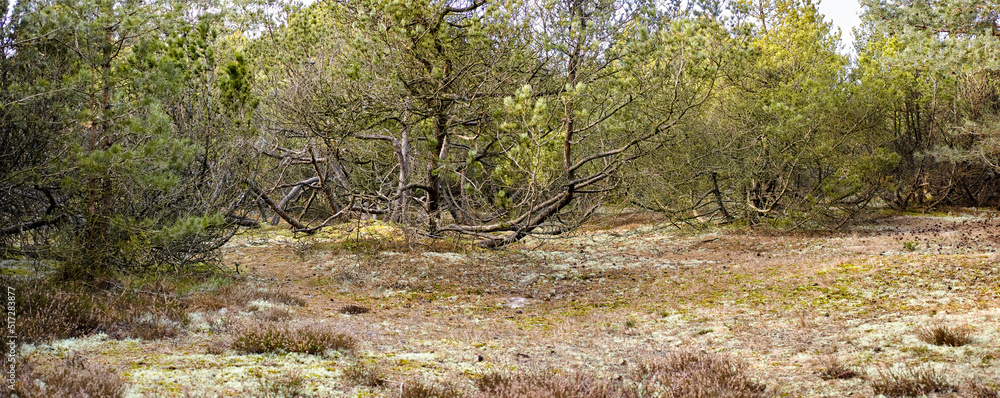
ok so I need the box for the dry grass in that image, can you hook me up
[965,383,1000,398]
[468,351,770,398]
[634,351,772,398]
[343,360,385,388]
[400,380,465,398]
[917,325,975,347]
[818,358,860,380]
[252,305,294,322]
[474,371,631,398]
[183,282,306,311]
[339,304,371,315]
[13,354,125,398]
[231,321,356,355]
[870,366,957,397]
[249,370,308,398]
[4,275,306,343]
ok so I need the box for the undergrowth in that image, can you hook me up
[10,354,125,398]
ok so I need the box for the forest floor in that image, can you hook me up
[17,209,1000,397]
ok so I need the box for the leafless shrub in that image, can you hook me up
[231,321,356,355]
[818,358,859,380]
[339,304,371,315]
[917,325,975,347]
[15,354,126,398]
[870,366,956,397]
[343,360,385,388]
[635,350,772,398]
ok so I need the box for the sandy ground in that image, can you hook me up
[21,210,1000,397]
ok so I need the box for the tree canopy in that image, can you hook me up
[3,0,998,278]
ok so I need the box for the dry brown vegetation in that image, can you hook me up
[917,324,975,347]
[817,358,859,380]
[10,354,126,398]
[231,321,356,355]
[4,277,186,343]
[7,212,1000,396]
[870,366,956,397]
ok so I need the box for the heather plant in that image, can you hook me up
[4,276,185,343]
[400,381,465,398]
[231,321,356,355]
[634,351,771,398]
[13,354,126,398]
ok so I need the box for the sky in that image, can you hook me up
[816,0,864,55]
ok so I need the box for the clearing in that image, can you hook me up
[18,210,1000,397]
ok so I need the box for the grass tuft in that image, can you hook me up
[339,304,371,314]
[916,325,974,347]
[870,366,956,397]
[818,358,859,380]
[232,321,356,355]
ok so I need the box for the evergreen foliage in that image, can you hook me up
[3,0,999,277]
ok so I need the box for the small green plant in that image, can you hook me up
[917,325,974,347]
[902,241,917,251]
[870,366,956,397]
[625,319,637,328]
[232,321,356,355]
